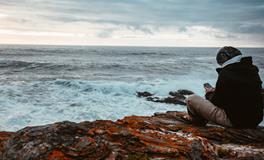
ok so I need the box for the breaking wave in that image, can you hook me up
[0,77,213,131]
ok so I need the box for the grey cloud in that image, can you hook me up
[97,29,114,38]
[1,0,264,36]
[238,24,264,34]
[214,33,238,39]
[126,25,154,35]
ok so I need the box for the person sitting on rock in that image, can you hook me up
[186,46,263,128]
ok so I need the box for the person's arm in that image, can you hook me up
[209,71,226,108]
[203,83,215,100]
[261,88,264,105]
[205,88,215,101]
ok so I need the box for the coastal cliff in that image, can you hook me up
[1,111,264,160]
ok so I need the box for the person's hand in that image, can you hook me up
[205,87,215,93]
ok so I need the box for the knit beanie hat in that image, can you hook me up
[216,46,242,65]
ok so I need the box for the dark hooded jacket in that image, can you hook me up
[209,57,263,128]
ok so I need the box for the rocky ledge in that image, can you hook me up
[1,111,264,160]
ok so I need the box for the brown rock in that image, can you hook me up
[0,132,14,157]
[1,111,264,159]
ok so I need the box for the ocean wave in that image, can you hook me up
[126,52,159,55]
[118,51,172,56]
[0,60,76,72]
[0,60,34,68]
[20,48,66,54]
[0,79,195,131]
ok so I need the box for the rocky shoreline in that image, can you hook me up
[1,110,264,160]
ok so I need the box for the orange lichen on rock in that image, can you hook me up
[0,132,13,141]
[0,132,14,157]
[48,150,71,160]
[0,111,264,159]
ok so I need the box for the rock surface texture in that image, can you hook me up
[1,111,264,160]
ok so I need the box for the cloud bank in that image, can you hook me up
[0,0,263,47]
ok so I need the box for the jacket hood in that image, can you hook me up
[240,56,253,65]
[216,56,255,73]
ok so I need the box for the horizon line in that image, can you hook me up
[0,43,263,49]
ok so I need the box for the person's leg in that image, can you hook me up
[186,95,208,126]
[186,94,232,127]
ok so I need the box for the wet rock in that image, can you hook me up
[136,91,153,98]
[138,89,189,105]
[177,89,194,95]
[1,111,264,159]
[169,91,186,98]
[147,96,186,105]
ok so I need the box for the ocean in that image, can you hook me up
[0,45,263,131]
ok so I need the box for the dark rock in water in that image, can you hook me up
[1,111,264,159]
[177,89,194,95]
[147,96,186,105]
[136,91,153,98]
[169,91,186,99]
[146,96,160,102]
[138,89,190,105]
[162,97,186,105]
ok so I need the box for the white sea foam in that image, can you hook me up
[0,75,216,131]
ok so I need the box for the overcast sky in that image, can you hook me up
[0,0,263,47]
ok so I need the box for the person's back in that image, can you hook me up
[186,46,263,128]
[211,55,263,128]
